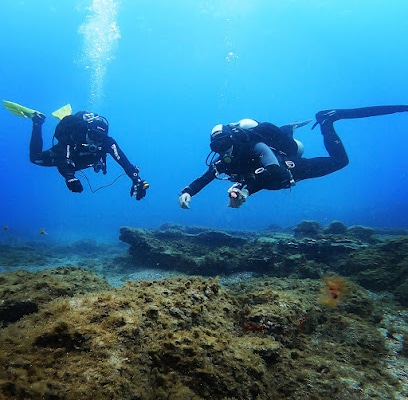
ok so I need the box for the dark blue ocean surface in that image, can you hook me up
[1,0,407,242]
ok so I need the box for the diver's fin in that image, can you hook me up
[51,104,72,120]
[312,105,408,130]
[280,119,312,137]
[2,100,44,119]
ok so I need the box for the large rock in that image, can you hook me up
[119,225,369,276]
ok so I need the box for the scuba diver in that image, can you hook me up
[178,105,408,209]
[3,100,149,199]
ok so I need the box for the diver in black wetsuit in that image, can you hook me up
[178,105,408,209]
[30,111,149,199]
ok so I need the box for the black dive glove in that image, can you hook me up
[130,177,149,200]
[66,177,84,193]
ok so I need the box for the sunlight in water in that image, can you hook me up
[78,0,121,106]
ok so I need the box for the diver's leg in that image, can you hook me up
[29,113,56,166]
[320,122,349,170]
[292,121,349,181]
[29,118,44,163]
[315,105,408,127]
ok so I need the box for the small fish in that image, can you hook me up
[3,226,8,231]
[39,229,48,235]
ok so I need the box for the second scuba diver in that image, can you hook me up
[179,105,408,209]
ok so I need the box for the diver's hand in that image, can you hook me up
[66,178,83,193]
[131,178,149,200]
[227,184,248,208]
[179,193,191,209]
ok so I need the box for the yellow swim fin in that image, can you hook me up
[51,104,72,120]
[2,100,44,119]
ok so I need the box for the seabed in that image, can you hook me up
[0,220,407,399]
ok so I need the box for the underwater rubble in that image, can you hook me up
[0,220,407,399]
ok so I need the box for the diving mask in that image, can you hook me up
[210,135,233,154]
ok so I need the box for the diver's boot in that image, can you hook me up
[29,113,46,163]
[312,105,408,129]
[32,112,46,126]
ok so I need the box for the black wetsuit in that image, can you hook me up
[30,118,140,186]
[181,105,408,197]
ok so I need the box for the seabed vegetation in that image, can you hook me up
[0,220,407,399]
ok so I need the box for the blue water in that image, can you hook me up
[1,0,408,242]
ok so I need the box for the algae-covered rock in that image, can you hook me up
[118,225,368,276]
[340,237,408,305]
[323,220,348,235]
[348,225,378,243]
[117,224,408,308]
[0,267,111,327]
[0,276,399,400]
[293,220,322,239]
[0,277,275,399]
[395,276,408,306]
[119,226,249,275]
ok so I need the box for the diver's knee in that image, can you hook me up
[337,156,349,170]
[342,155,349,168]
[30,156,42,165]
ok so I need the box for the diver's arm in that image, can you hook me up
[55,144,76,179]
[105,137,149,200]
[181,168,216,196]
[105,137,140,179]
[245,142,293,193]
[56,147,84,193]
[179,166,217,209]
[57,162,76,181]
[253,142,280,167]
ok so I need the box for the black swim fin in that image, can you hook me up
[312,105,408,129]
[280,119,312,137]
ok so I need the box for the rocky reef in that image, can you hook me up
[118,222,368,276]
[119,221,408,306]
[0,273,403,399]
[0,267,110,328]
[0,220,407,399]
